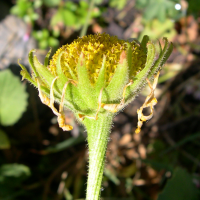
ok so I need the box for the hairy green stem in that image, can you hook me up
[83,112,114,200]
[80,0,96,37]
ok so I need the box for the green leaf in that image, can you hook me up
[10,0,32,18]
[30,13,39,21]
[34,0,42,8]
[94,0,104,5]
[109,0,127,10]
[144,2,160,20]
[62,9,76,26]
[0,70,28,126]
[52,28,60,37]
[65,1,77,11]
[50,10,63,27]
[139,19,176,41]
[0,129,10,149]
[138,0,179,22]
[157,168,199,200]
[32,30,42,40]
[39,40,48,49]
[51,8,76,27]
[0,164,31,185]
[79,1,88,9]
[0,164,31,179]
[48,37,59,47]
[42,29,50,38]
[43,0,61,7]
[158,4,166,22]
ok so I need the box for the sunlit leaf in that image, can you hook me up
[0,69,28,126]
[62,9,76,26]
[50,10,63,26]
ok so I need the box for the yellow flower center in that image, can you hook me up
[48,33,146,85]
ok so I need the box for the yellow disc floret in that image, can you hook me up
[48,33,146,85]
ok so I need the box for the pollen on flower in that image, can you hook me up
[48,33,146,85]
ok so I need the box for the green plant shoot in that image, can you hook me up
[19,33,173,200]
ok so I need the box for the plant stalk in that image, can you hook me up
[83,112,114,200]
[80,0,96,37]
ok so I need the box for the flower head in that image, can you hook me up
[19,33,173,132]
[49,33,146,85]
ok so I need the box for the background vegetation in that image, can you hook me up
[0,0,200,199]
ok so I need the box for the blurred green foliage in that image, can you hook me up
[0,69,28,126]
[109,0,128,10]
[0,164,31,183]
[10,0,39,24]
[135,0,183,41]
[0,164,31,199]
[187,0,200,18]
[139,19,176,41]
[0,129,10,149]
[43,0,61,7]
[136,0,182,22]
[10,0,101,49]
[32,29,59,50]
[157,168,199,200]
[50,1,100,28]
